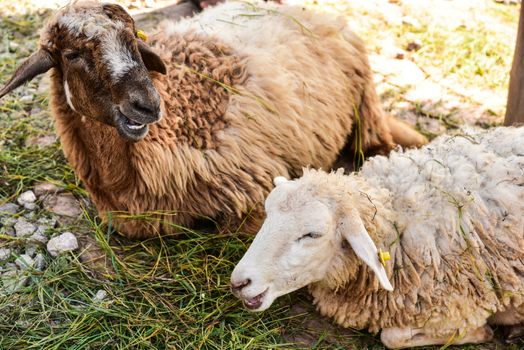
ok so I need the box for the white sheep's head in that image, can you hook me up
[231,172,393,312]
[0,1,167,142]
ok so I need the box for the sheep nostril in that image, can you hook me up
[131,99,155,115]
[231,278,251,292]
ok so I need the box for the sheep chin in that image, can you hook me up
[113,110,150,142]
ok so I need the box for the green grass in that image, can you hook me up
[0,219,373,349]
[0,1,523,349]
[0,227,286,349]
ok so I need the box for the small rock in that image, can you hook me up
[47,232,78,257]
[15,254,35,270]
[34,182,60,197]
[0,226,15,236]
[1,269,28,294]
[0,203,19,215]
[34,254,46,271]
[29,107,43,116]
[3,217,17,227]
[23,202,38,211]
[43,194,83,219]
[23,211,37,220]
[406,40,422,52]
[19,95,33,103]
[29,228,49,244]
[37,216,58,228]
[0,248,11,261]
[94,289,107,301]
[25,245,38,258]
[17,190,36,205]
[8,41,19,52]
[14,218,37,238]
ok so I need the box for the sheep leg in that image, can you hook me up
[490,304,524,325]
[490,304,524,342]
[380,325,493,349]
[386,116,428,148]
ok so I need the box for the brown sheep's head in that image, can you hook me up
[0,1,167,142]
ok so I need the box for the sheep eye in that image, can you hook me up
[64,51,81,61]
[297,232,322,241]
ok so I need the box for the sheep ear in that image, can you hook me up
[137,40,167,75]
[0,49,55,99]
[273,176,288,186]
[338,210,393,291]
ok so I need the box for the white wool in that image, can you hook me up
[57,5,125,39]
[360,128,524,233]
[64,80,76,111]
[101,30,138,80]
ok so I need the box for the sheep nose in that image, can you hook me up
[129,94,160,119]
[230,278,251,293]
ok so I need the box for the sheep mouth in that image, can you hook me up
[114,110,150,142]
[242,288,268,311]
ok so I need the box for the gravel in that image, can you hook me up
[1,184,81,294]
[0,203,20,215]
[46,232,78,257]
[94,289,107,302]
[17,190,36,205]
[14,218,37,238]
[15,254,35,270]
[0,249,12,262]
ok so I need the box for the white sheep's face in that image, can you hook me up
[230,177,340,311]
[231,174,393,312]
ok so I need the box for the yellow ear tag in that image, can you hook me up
[137,30,148,41]
[378,249,391,267]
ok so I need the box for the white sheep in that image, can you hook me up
[231,126,524,348]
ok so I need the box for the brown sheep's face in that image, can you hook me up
[0,2,167,142]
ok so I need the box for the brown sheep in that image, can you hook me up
[0,1,426,238]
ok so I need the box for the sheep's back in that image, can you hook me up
[155,2,369,171]
[352,127,524,332]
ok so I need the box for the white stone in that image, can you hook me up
[43,194,83,218]
[3,217,17,227]
[19,95,33,103]
[33,182,60,197]
[14,218,37,238]
[34,253,46,271]
[0,226,15,236]
[0,248,11,261]
[37,217,58,228]
[94,289,107,301]
[1,269,28,294]
[15,254,34,270]
[23,202,38,211]
[25,244,38,258]
[47,232,78,257]
[29,229,49,244]
[17,190,36,205]
[23,211,36,220]
[0,203,19,215]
